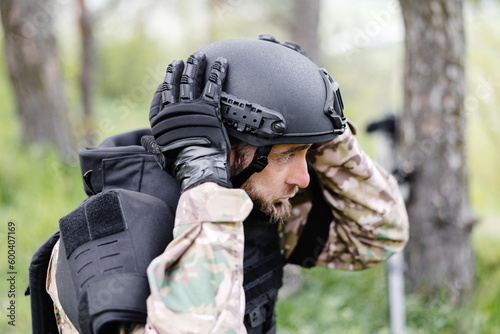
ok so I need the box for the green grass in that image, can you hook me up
[277,264,390,334]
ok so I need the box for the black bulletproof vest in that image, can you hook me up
[242,210,286,334]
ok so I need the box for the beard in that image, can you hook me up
[241,180,298,223]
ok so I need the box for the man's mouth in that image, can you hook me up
[271,186,299,207]
[275,194,295,203]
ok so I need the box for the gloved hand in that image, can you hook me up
[146,52,231,191]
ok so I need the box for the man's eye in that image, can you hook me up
[280,154,293,163]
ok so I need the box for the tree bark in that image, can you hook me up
[77,0,97,145]
[289,0,321,64]
[398,0,474,300]
[0,0,73,156]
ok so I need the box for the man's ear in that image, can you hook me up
[229,142,258,178]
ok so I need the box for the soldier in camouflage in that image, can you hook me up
[46,36,408,333]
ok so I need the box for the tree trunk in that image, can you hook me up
[398,0,474,300]
[77,0,97,146]
[0,0,73,156]
[289,0,321,64]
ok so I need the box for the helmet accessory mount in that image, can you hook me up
[220,92,287,140]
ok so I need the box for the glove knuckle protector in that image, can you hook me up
[179,52,206,101]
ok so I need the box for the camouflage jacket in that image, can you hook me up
[47,125,409,333]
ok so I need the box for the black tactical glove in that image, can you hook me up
[146,52,231,191]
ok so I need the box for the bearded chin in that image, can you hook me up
[266,200,292,223]
[241,182,295,223]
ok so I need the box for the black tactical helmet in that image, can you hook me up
[198,35,347,148]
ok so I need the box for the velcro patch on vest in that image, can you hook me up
[60,191,126,258]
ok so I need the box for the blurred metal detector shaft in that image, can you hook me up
[387,251,406,334]
[367,114,411,334]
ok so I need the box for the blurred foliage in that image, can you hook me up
[97,30,165,99]
[465,1,500,214]
[1,0,499,333]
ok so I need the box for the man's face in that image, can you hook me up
[233,143,312,222]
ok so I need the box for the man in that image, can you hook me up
[41,36,408,334]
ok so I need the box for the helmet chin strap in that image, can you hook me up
[231,145,272,188]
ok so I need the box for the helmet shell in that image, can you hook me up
[198,38,344,146]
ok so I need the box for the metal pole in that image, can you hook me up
[387,252,406,334]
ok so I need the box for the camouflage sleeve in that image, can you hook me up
[306,124,409,270]
[145,182,253,334]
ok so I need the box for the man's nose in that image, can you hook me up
[286,158,310,188]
